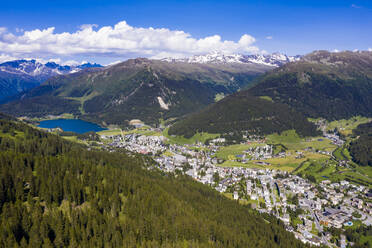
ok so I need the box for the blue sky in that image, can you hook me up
[0,0,371,64]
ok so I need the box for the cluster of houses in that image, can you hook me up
[242,144,273,160]
[107,133,167,154]
[101,127,371,248]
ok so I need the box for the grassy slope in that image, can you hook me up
[163,128,219,145]
[326,116,372,136]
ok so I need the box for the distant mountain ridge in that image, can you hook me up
[0,51,299,104]
[249,50,372,120]
[169,50,372,138]
[0,59,103,81]
[0,58,272,126]
[161,51,301,67]
[0,59,102,102]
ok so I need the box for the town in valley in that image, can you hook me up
[50,117,372,248]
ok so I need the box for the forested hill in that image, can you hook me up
[168,92,320,138]
[349,122,372,167]
[0,116,309,247]
[248,50,372,120]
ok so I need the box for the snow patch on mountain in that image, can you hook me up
[157,97,169,110]
[161,51,301,67]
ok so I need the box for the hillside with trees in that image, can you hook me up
[168,92,320,138]
[0,115,309,247]
[349,122,372,167]
[248,51,372,120]
[0,59,270,127]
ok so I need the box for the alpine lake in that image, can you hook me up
[38,119,106,134]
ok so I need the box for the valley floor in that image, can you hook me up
[36,116,372,247]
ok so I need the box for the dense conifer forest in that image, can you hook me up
[349,122,372,167]
[248,51,372,121]
[0,115,310,247]
[168,92,320,138]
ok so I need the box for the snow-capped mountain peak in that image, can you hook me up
[161,52,301,67]
[0,59,103,81]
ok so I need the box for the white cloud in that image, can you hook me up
[63,60,80,66]
[0,20,261,60]
[105,60,122,66]
[368,48,372,52]
[266,36,273,40]
[0,27,7,34]
[0,53,19,63]
[351,4,361,8]
[332,49,340,53]
[79,24,98,30]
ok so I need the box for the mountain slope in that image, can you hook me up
[169,50,372,138]
[0,59,102,102]
[0,58,272,126]
[349,121,372,167]
[0,116,309,247]
[168,91,319,138]
[0,71,40,103]
[248,50,372,120]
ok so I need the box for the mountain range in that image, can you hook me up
[169,50,372,138]
[0,52,299,104]
[249,50,372,120]
[0,57,273,126]
[0,59,102,102]
[1,50,371,138]
[162,51,301,67]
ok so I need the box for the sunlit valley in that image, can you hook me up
[0,1,371,247]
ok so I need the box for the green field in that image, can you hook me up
[218,159,309,172]
[259,96,274,102]
[219,161,265,169]
[214,130,335,172]
[98,127,163,138]
[293,158,372,187]
[333,145,352,161]
[65,92,99,115]
[214,93,225,102]
[97,129,123,136]
[163,128,219,145]
[267,130,337,151]
[215,143,265,160]
[326,116,372,136]
[261,152,329,172]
